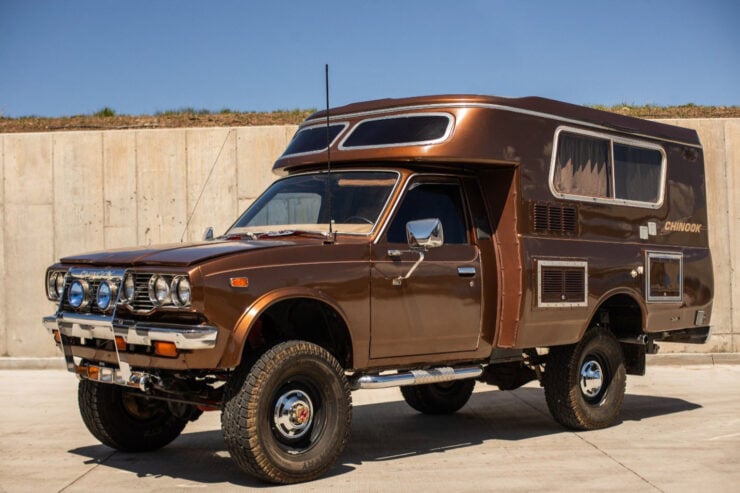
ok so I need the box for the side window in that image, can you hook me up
[551,129,666,207]
[387,182,468,244]
[613,144,663,202]
[553,133,610,198]
[646,252,683,302]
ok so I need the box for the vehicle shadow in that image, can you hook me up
[67,387,701,487]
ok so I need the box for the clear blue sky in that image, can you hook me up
[1,0,738,117]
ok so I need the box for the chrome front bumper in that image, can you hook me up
[43,312,219,387]
[43,313,218,350]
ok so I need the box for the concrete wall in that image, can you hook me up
[0,126,295,358]
[653,119,738,353]
[0,120,737,358]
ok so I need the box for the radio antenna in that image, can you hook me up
[324,63,334,237]
[180,128,233,242]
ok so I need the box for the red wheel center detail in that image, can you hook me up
[291,403,310,424]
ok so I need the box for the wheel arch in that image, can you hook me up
[584,289,647,340]
[581,289,647,375]
[220,287,354,370]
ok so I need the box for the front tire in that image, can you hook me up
[401,379,476,415]
[222,341,352,484]
[544,327,626,430]
[78,380,188,452]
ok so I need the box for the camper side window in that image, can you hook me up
[553,133,610,198]
[551,128,666,208]
[613,144,663,203]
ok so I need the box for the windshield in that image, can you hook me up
[229,171,398,235]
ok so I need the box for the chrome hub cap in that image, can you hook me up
[580,359,604,399]
[273,389,314,440]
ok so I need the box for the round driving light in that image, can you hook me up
[148,275,171,305]
[55,272,66,298]
[122,274,135,302]
[96,281,115,311]
[68,280,89,309]
[171,276,191,306]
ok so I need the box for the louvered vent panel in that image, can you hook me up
[563,270,586,299]
[532,204,577,234]
[539,264,587,306]
[541,270,565,303]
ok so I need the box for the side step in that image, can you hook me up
[350,366,482,390]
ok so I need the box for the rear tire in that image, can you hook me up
[401,379,476,415]
[544,327,626,430]
[222,340,352,484]
[78,380,188,452]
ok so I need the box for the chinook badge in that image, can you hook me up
[664,221,703,233]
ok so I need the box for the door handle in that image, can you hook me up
[457,266,476,277]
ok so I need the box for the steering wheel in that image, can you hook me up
[344,215,374,225]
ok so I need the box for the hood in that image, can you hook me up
[60,239,293,267]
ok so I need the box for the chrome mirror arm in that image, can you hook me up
[388,249,426,286]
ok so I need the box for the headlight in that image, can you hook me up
[171,276,191,307]
[96,281,116,311]
[47,271,66,300]
[68,280,89,308]
[122,274,135,303]
[148,275,171,305]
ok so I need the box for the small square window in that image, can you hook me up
[646,252,683,303]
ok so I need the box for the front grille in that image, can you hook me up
[131,273,156,312]
[59,269,185,314]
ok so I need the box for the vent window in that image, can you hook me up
[537,260,588,307]
[533,203,577,234]
[340,113,453,149]
[282,123,347,157]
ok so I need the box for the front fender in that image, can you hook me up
[218,286,352,368]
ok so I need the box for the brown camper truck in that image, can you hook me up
[43,95,713,484]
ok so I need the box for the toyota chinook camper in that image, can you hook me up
[44,95,712,484]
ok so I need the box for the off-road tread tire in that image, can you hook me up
[543,327,626,430]
[221,340,352,484]
[400,379,476,415]
[78,379,188,452]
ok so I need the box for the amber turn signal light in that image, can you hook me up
[230,277,249,288]
[53,330,61,344]
[114,336,127,351]
[154,341,178,358]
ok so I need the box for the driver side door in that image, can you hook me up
[369,177,482,359]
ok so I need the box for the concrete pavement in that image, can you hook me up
[1,365,739,492]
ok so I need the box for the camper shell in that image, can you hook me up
[276,94,712,354]
[43,94,712,484]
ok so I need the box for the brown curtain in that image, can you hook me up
[554,133,609,198]
[614,144,662,202]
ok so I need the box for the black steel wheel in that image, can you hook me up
[401,379,476,415]
[544,327,626,430]
[78,379,188,452]
[222,340,352,484]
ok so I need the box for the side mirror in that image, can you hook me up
[406,218,444,250]
[388,218,444,287]
[203,227,214,241]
